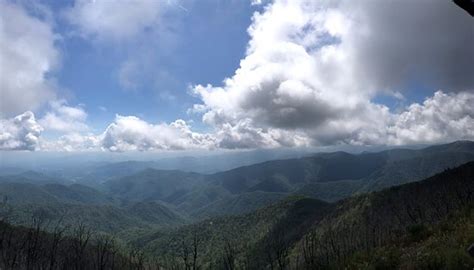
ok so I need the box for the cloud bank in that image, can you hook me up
[101,115,215,152]
[3,90,473,152]
[191,0,474,148]
[1,0,473,152]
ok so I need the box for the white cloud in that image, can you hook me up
[2,111,217,152]
[387,91,474,145]
[39,100,89,133]
[3,89,474,152]
[191,0,474,148]
[65,0,162,41]
[40,133,100,152]
[0,0,59,117]
[100,115,215,152]
[1,0,473,152]
[215,119,311,149]
[0,112,43,151]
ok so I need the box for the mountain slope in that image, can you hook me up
[105,169,205,203]
[292,160,474,268]
[104,141,474,219]
[131,161,474,269]
[0,182,114,205]
[208,141,474,197]
[136,196,331,268]
[0,171,71,185]
[42,183,116,205]
[0,220,149,270]
[191,191,288,219]
[0,182,186,234]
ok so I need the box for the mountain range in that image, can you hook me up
[103,140,474,217]
[0,141,473,269]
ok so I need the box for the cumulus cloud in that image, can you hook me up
[4,89,474,152]
[2,111,218,152]
[0,0,59,117]
[387,91,474,145]
[65,0,162,41]
[39,100,89,133]
[100,115,215,152]
[191,0,474,148]
[0,112,43,151]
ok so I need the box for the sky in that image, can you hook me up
[0,0,473,153]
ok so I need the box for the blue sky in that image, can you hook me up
[0,0,473,152]
[48,0,257,132]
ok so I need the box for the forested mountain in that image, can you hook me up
[0,181,186,234]
[133,161,474,269]
[0,220,159,269]
[295,160,474,269]
[0,171,71,185]
[105,169,206,203]
[0,141,473,269]
[2,141,473,229]
[103,141,474,218]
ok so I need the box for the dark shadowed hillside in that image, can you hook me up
[135,196,331,269]
[296,161,474,269]
[0,220,160,270]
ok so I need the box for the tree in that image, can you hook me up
[222,238,236,270]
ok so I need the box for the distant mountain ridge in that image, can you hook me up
[103,141,474,218]
[0,181,186,234]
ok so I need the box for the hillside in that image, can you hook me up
[0,171,71,185]
[0,182,114,206]
[207,141,474,196]
[136,197,331,268]
[0,220,159,270]
[345,210,474,269]
[293,161,474,268]
[129,161,474,269]
[105,169,206,203]
[0,182,186,234]
[191,191,288,219]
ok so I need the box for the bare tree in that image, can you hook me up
[47,219,67,270]
[70,223,92,270]
[264,225,290,270]
[301,230,319,270]
[222,238,236,270]
[179,234,191,270]
[191,229,201,270]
